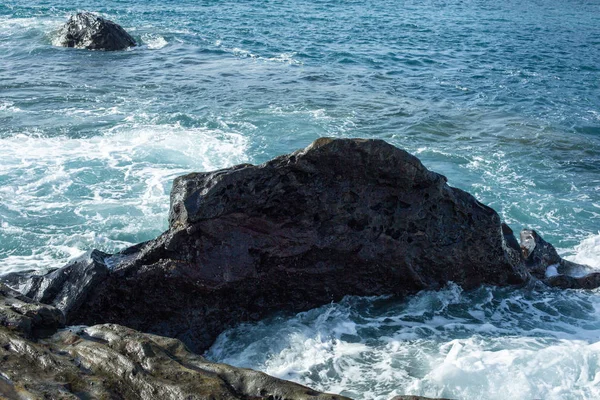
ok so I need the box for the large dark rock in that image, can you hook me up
[56,12,136,51]
[2,138,595,399]
[6,138,533,353]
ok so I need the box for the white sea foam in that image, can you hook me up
[232,47,257,59]
[267,52,303,65]
[0,124,249,273]
[208,234,600,400]
[228,47,302,65]
[0,101,22,113]
[0,16,62,33]
[142,33,168,50]
[566,233,600,269]
[545,264,559,277]
[0,15,65,48]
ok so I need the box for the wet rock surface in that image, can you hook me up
[0,283,64,338]
[520,229,600,289]
[55,12,136,51]
[2,250,109,317]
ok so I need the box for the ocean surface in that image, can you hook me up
[1,0,599,398]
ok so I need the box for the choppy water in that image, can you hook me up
[1,0,599,398]
[207,282,600,400]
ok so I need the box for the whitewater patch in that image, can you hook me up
[0,101,22,113]
[0,16,62,36]
[208,236,600,400]
[267,52,303,65]
[566,233,600,269]
[0,124,249,273]
[227,46,303,65]
[0,15,65,52]
[141,33,168,50]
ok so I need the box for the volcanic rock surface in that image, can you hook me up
[520,229,600,289]
[4,138,535,353]
[55,12,136,51]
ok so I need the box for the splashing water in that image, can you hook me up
[0,124,248,272]
[208,277,600,400]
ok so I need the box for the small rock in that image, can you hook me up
[519,229,598,288]
[56,12,136,51]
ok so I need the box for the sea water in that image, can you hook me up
[1,0,599,398]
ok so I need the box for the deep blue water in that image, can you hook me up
[1,0,599,398]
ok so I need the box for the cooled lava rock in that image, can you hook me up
[520,229,599,288]
[6,138,533,352]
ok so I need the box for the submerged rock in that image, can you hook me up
[5,138,531,352]
[55,12,136,51]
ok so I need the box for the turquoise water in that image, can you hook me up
[207,283,600,399]
[1,0,599,398]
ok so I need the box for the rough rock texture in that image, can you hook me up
[56,12,136,51]
[0,325,349,400]
[2,137,593,400]
[6,138,532,353]
[0,286,349,400]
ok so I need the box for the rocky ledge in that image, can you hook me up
[0,283,349,400]
[1,138,596,399]
[55,12,136,51]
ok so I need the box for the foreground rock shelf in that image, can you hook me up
[0,283,350,400]
[1,138,596,399]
